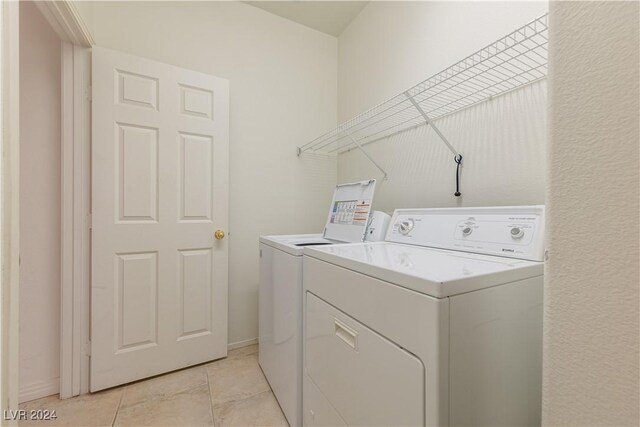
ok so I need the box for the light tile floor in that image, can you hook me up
[19,345,289,427]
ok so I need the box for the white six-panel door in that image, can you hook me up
[91,47,229,391]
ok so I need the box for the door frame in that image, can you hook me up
[33,1,94,47]
[1,0,21,419]
[59,42,91,399]
[35,0,94,399]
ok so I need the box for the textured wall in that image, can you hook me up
[82,1,338,346]
[544,2,639,425]
[337,1,549,211]
[19,1,61,402]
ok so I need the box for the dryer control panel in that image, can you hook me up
[387,205,545,261]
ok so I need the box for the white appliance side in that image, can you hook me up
[364,211,391,242]
[258,243,303,427]
[449,275,543,426]
[258,243,275,366]
[303,255,449,426]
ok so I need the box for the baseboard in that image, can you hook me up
[228,337,258,351]
[19,378,59,403]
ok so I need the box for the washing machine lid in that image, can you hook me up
[322,179,377,243]
[260,234,336,256]
[303,242,543,298]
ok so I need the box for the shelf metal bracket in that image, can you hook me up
[404,91,460,158]
[405,91,463,196]
[347,134,388,180]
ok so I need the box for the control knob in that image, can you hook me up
[510,227,525,239]
[462,226,473,236]
[398,219,414,235]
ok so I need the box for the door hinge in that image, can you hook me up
[84,340,91,356]
[87,214,92,230]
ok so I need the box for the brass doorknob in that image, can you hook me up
[214,229,225,240]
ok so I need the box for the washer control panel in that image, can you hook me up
[387,206,545,261]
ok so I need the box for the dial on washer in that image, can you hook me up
[510,227,525,239]
[398,219,414,235]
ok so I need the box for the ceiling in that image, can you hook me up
[245,1,368,37]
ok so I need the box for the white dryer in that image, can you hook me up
[259,180,386,427]
[302,205,545,427]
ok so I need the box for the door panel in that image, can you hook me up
[116,252,158,351]
[91,47,229,391]
[117,124,158,222]
[178,248,212,339]
[179,133,212,221]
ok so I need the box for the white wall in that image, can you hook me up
[79,1,338,346]
[544,2,639,425]
[19,1,61,402]
[337,2,548,211]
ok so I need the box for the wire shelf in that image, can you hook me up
[298,13,548,156]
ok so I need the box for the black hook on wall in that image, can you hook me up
[454,154,463,197]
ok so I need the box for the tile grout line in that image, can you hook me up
[213,389,272,410]
[211,389,288,427]
[210,353,271,409]
[112,387,126,427]
[205,367,216,427]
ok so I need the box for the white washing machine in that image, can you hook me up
[259,180,389,427]
[302,205,545,427]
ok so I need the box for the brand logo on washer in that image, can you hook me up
[502,248,515,253]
